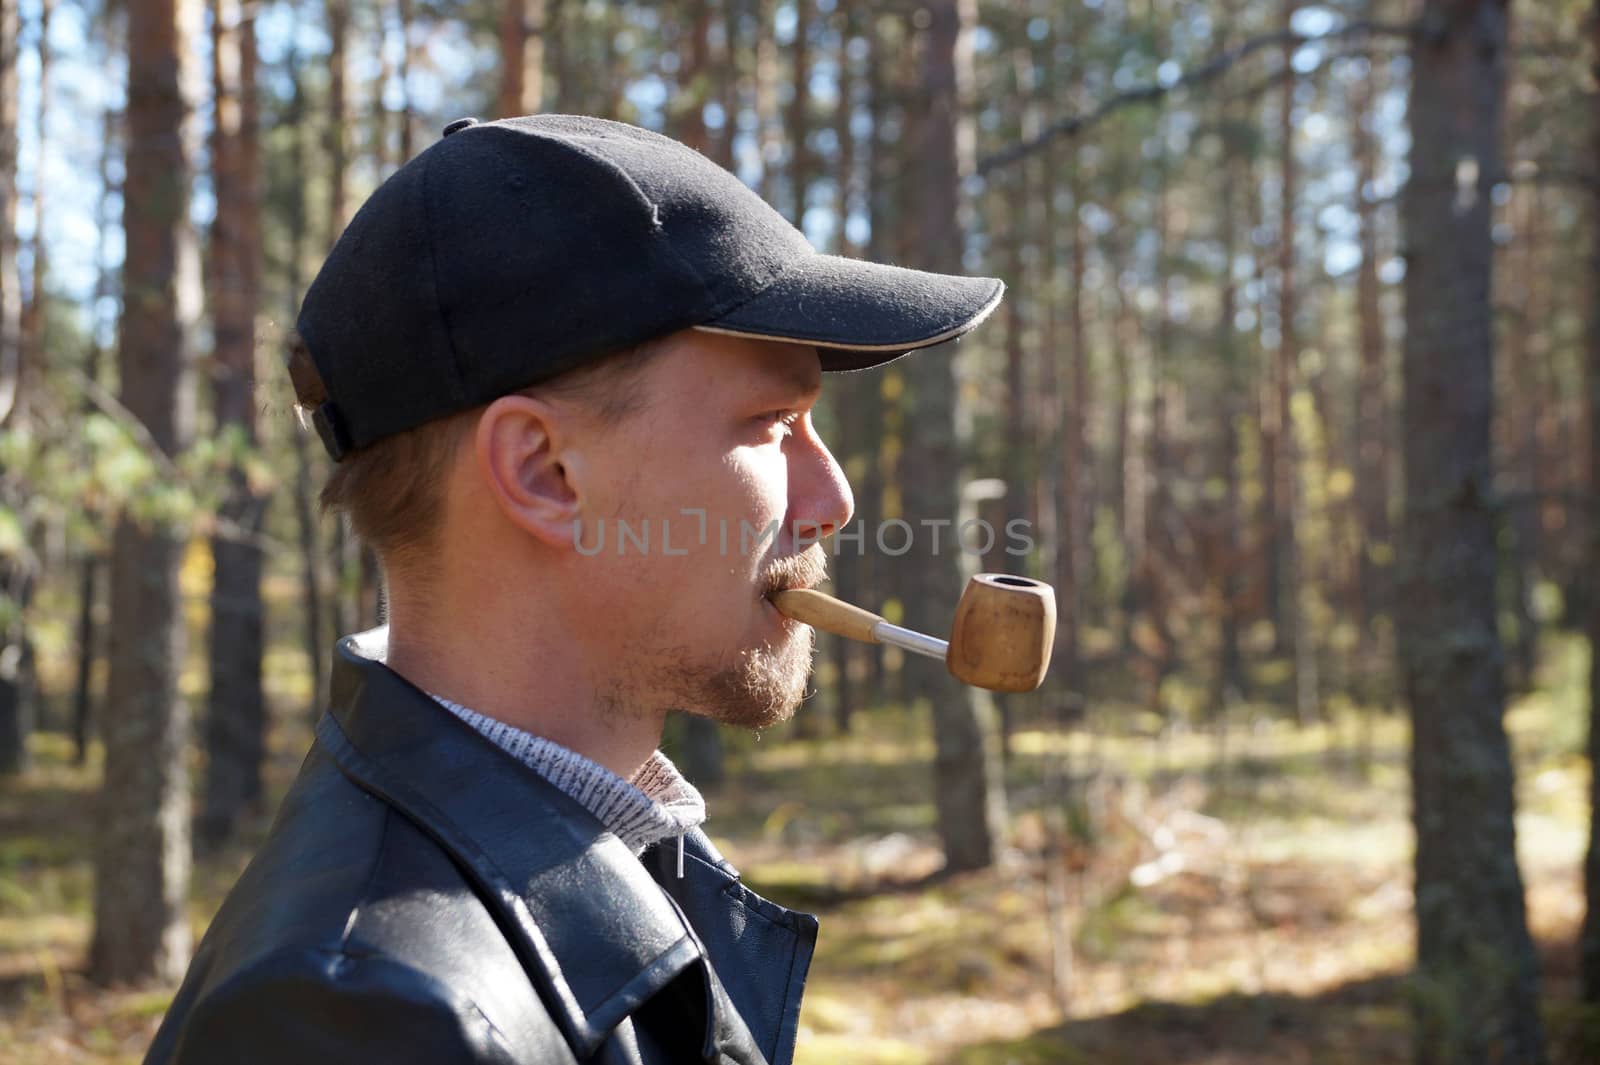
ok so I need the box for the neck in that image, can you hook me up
[381,593,667,781]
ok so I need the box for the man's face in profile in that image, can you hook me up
[558,330,854,730]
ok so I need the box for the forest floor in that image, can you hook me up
[1,632,1596,1064]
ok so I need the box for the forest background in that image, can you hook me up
[2,0,1598,1062]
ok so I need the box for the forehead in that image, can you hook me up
[656,330,822,398]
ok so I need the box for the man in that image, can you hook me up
[146,115,1002,1065]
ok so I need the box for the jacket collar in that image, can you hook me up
[316,629,708,1060]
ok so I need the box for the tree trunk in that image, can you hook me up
[1256,2,1295,666]
[1400,2,1545,1061]
[1499,184,1541,695]
[1111,209,1140,654]
[19,0,49,423]
[200,0,266,851]
[827,0,861,731]
[674,0,713,155]
[906,0,1005,872]
[72,556,99,763]
[9,0,54,753]
[785,0,811,227]
[91,0,198,986]
[1043,45,1087,701]
[547,0,577,115]
[1580,0,1600,1008]
[753,0,780,203]
[855,8,892,714]
[1145,149,1178,731]
[1275,0,1311,725]
[1353,19,1393,711]
[371,0,395,174]
[283,33,327,718]
[73,109,120,766]
[1058,121,1088,700]
[497,0,545,118]
[712,0,739,170]
[1213,105,1248,713]
[325,0,350,239]
[395,0,415,161]
[998,158,1026,756]
[0,0,16,430]
[0,0,29,775]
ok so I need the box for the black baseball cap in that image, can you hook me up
[296,114,1004,461]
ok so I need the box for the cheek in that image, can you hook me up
[726,452,788,528]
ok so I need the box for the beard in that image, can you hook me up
[684,619,816,730]
[622,547,828,731]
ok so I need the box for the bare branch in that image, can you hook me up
[65,367,293,557]
[71,366,185,483]
[977,18,1418,175]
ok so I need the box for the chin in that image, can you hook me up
[693,622,816,731]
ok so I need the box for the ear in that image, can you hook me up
[473,394,588,551]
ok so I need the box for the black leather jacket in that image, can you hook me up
[144,635,818,1064]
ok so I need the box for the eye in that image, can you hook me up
[756,410,803,438]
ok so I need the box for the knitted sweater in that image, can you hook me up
[428,693,706,859]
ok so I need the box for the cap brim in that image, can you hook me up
[693,254,1004,371]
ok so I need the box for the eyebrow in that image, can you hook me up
[759,361,822,401]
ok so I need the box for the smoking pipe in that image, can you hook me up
[770,574,1056,693]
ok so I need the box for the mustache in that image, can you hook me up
[760,547,830,597]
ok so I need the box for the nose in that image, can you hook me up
[786,417,855,547]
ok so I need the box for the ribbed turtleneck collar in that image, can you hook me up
[427,693,707,856]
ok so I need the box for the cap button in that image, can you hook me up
[441,117,479,137]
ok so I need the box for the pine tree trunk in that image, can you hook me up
[907,0,1005,872]
[1353,19,1392,711]
[0,0,16,430]
[712,0,739,170]
[8,0,54,754]
[396,0,415,161]
[827,1,861,732]
[19,0,49,421]
[674,1,713,154]
[856,8,892,713]
[72,555,98,763]
[1275,0,1310,719]
[73,109,119,766]
[1499,185,1541,694]
[284,36,327,718]
[785,0,810,226]
[1579,0,1600,1007]
[200,0,265,851]
[1400,2,1545,1060]
[326,0,349,238]
[1112,210,1142,654]
[91,0,198,985]
[1058,127,1088,699]
[1145,153,1177,729]
[0,0,29,775]
[753,0,779,203]
[371,0,395,174]
[498,0,545,118]
[1214,105,1247,712]
[1041,39,1086,698]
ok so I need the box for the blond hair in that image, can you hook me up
[286,331,665,578]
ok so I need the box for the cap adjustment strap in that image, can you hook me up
[312,401,354,462]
